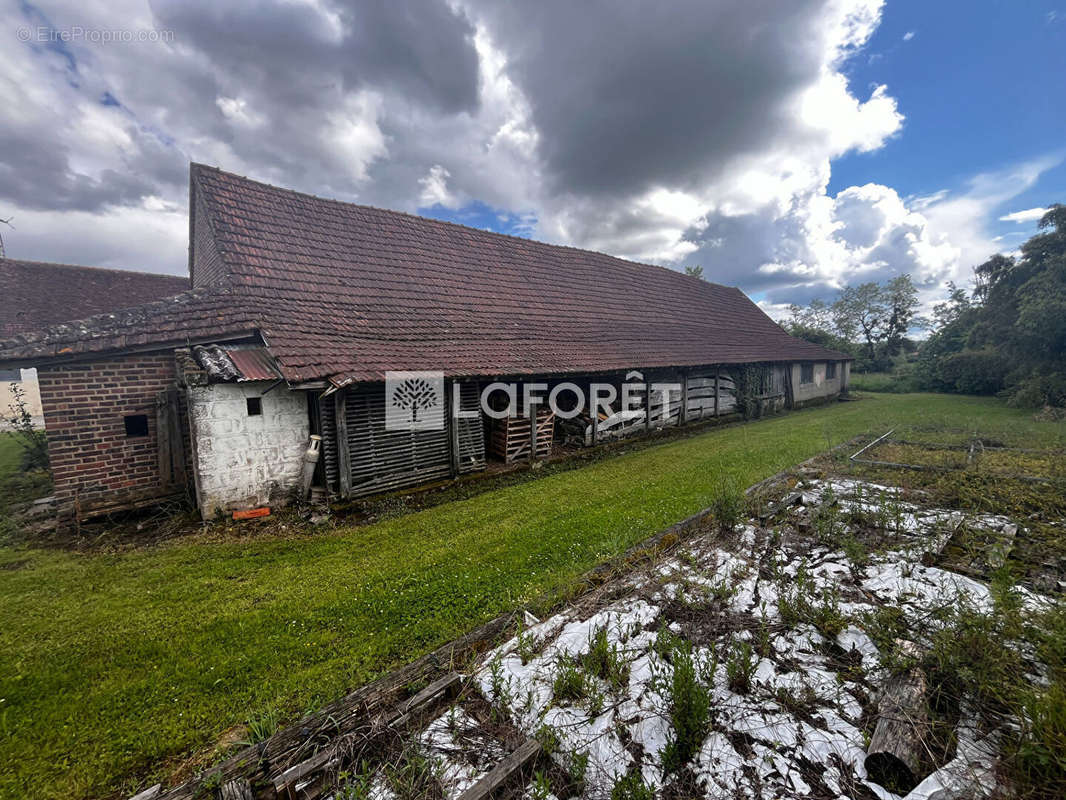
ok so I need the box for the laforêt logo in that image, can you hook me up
[385,371,445,431]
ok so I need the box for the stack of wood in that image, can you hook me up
[489,408,555,462]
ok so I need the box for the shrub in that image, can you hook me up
[611,767,655,800]
[657,639,712,772]
[1009,373,1066,409]
[709,484,744,532]
[3,383,48,471]
[936,349,1010,396]
[725,638,756,694]
[582,625,629,689]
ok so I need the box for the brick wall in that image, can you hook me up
[38,352,188,521]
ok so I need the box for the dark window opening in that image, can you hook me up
[826,362,837,380]
[124,414,149,437]
[800,363,814,384]
[247,397,262,416]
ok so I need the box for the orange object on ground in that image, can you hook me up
[232,507,271,520]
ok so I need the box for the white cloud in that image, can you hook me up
[998,207,1049,223]
[417,165,459,208]
[903,30,915,41]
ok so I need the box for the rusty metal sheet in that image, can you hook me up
[225,346,282,381]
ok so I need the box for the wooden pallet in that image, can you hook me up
[489,409,555,462]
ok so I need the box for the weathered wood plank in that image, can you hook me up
[456,739,541,800]
[219,778,254,800]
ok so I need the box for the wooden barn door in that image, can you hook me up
[155,387,187,490]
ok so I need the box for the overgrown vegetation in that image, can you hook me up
[788,205,1066,407]
[655,638,712,774]
[0,394,1061,800]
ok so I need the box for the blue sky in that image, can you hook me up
[830,0,1065,239]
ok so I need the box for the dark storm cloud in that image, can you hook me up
[150,0,480,115]
[466,0,828,196]
[0,127,159,211]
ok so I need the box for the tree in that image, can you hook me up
[833,282,889,361]
[684,265,705,280]
[915,203,1066,406]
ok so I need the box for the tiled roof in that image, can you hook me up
[0,258,189,338]
[0,165,850,380]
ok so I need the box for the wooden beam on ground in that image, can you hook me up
[219,779,253,800]
[457,739,541,800]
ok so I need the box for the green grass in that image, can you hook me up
[0,432,23,483]
[0,394,1061,799]
[849,371,898,392]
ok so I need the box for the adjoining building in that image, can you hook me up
[0,165,850,525]
[0,258,189,424]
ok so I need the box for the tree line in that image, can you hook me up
[781,204,1066,408]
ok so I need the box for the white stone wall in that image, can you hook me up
[0,369,43,429]
[187,382,310,518]
[791,361,845,403]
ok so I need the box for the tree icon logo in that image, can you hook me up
[385,371,445,431]
[392,377,438,422]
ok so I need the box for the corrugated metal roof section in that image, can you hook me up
[226,346,282,381]
[194,344,281,382]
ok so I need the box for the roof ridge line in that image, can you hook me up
[188,162,737,292]
[0,257,189,282]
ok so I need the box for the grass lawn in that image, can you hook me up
[848,371,897,392]
[1,393,1061,799]
[0,432,23,483]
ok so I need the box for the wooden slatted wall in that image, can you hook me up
[455,381,486,474]
[344,384,451,497]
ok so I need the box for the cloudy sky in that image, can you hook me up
[1,0,1063,316]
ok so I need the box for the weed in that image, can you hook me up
[710,484,745,532]
[725,638,756,694]
[487,653,513,711]
[516,617,539,665]
[237,708,280,746]
[655,638,712,773]
[773,685,819,718]
[336,762,376,800]
[812,587,847,639]
[582,625,629,689]
[530,770,553,800]
[611,766,655,800]
[551,657,603,713]
[842,534,869,571]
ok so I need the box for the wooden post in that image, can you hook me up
[645,378,652,433]
[714,368,720,417]
[591,395,598,446]
[448,380,460,477]
[528,390,538,462]
[334,389,351,498]
[680,370,688,426]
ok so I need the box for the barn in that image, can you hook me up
[0,164,850,525]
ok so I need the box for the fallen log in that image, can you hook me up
[864,654,932,794]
